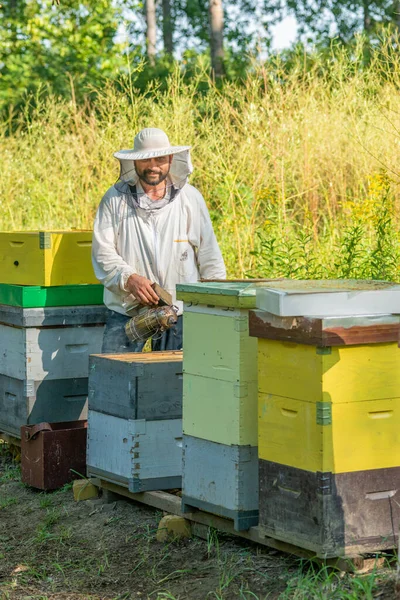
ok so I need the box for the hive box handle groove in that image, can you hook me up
[366,490,397,500]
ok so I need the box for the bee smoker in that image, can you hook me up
[125,304,179,343]
[124,283,178,343]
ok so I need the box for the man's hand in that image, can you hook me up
[126,274,159,306]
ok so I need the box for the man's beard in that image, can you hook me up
[139,168,170,187]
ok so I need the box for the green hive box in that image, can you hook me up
[176,281,257,308]
[177,282,258,446]
[0,284,104,308]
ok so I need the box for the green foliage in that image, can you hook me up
[251,172,400,281]
[0,0,125,110]
[2,37,400,279]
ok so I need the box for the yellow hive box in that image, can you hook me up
[258,392,400,473]
[258,338,400,404]
[0,231,97,286]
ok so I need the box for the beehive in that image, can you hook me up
[0,283,103,308]
[250,303,400,557]
[182,434,258,530]
[86,410,183,492]
[176,281,260,530]
[0,376,88,438]
[0,231,97,286]
[0,304,105,436]
[88,351,183,420]
[0,321,104,381]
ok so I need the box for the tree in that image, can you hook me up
[145,0,157,64]
[162,0,174,54]
[209,0,224,76]
[284,0,400,42]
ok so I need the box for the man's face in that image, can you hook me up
[134,155,172,186]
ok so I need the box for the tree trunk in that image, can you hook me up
[209,0,224,78]
[162,0,173,55]
[396,0,400,31]
[145,0,157,66]
[363,0,371,31]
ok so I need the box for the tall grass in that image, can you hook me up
[2,34,400,278]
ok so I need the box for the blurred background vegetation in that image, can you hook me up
[2,0,400,278]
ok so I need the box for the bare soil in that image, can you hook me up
[0,448,396,600]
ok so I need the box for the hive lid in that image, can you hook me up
[0,283,104,308]
[176,281,258,308]
[255,279,400,317]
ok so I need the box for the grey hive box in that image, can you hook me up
[86,410,183,492]
[255,279,400,317]
[0,304,106,437]
[0,375,88,437]
[181,434,259,531]
[0,305,106,381]
[0,304,107,328]
[88,351,183,420]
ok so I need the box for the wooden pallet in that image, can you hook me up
[92,477,390,573]
[0,432,21,447]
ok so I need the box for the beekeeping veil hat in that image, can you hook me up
[114,128,193,190]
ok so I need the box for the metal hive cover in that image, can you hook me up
[255,279,400,317]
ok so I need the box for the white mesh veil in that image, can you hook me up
[113,148,193,205]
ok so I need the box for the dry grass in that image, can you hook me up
[2,35,400,277]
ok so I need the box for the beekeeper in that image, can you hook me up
[92,127,226,353]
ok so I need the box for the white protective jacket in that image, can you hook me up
[92,151,226,316]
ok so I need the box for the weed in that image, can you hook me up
[39,494,54,509]
[0,496,17,509]
[97,552,110,576]
[0,463,20,483]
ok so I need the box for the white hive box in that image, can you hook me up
[0,305,105,381]
[255,280,400,317]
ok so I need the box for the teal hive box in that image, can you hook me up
[182,434,259,531]
[176,282,258,446]
[87,410,183,492]
[0,283,104,308]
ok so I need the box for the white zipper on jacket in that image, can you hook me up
[151,212,160,282]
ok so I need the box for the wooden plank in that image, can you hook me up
[90,351,183,363]
[0,432,21,447]
[96,479,371,572]
[249,310,400,346]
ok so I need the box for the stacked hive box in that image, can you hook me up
[176,282,259,531]
[0,231,98,286]
[249,279,400,558]
[86,352,184,492]
[0,231,106,437]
